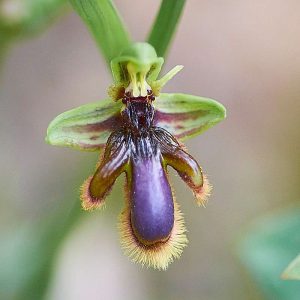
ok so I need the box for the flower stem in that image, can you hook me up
[69,0,131,66]
[147,0,186,58]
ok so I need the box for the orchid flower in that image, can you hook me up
[46,42,226,270]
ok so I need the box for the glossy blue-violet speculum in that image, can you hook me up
[46,42,226,270]
[131,156,174,245]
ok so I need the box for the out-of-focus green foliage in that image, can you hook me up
[0,198,83,300]
[237,205,300,300]
[0,0,67,37]
[0,0,67,62]
[282,254,300,280]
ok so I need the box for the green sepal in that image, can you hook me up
[46,99,123,151]
[110,43,164,86]
[154,93,226,140]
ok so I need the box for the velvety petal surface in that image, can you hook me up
[46,99,123,151]
[154,93,226,140]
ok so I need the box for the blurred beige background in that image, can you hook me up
[1,0,300,299]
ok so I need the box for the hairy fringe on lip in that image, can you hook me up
[80,176,107,211]
[118,184,188,270]
[194,174,212,207]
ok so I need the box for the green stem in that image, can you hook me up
[147,0,186,58]
[69,0,131,66]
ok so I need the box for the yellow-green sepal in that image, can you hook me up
[154,93,226,140]
[110,43,164,86]
[46,99,123,151]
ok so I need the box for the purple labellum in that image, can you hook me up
[130,156,174,245]
[80,90,209,269]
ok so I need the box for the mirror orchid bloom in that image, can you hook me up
[46,43,226,270]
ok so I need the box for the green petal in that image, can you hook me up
[46,99,123,151]
[154,93,226,140]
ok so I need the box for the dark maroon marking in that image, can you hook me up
[153,110,209,137]
[130,96,148,102]
[89,135,100,140]
[69,113,122,133]
[129,156,174,244]
[78,143,106,149]
[154,110,209,125]
[121,90,155,105]
[122,95,149,104]
[175,124,209,139]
